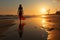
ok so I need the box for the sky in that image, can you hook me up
[0,0,60,15]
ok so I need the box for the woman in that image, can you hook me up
[18,4,23,20]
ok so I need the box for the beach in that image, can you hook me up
[0,15,60,40]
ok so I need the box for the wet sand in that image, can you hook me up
[0,19,15,36]
[0,15,60,40]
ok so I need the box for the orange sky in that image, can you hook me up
[0,0,60,15]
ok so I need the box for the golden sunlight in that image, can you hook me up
[40,8,47,14]
[41,18,46,27]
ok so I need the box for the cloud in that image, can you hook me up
[51,0,60,3]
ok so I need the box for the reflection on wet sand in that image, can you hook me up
[40,15,60,40]
[18,22,25,38]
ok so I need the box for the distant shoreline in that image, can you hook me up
[0,14,60,19]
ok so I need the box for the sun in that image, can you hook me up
[40,8,47,14]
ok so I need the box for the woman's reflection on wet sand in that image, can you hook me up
[18,22,25,38]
